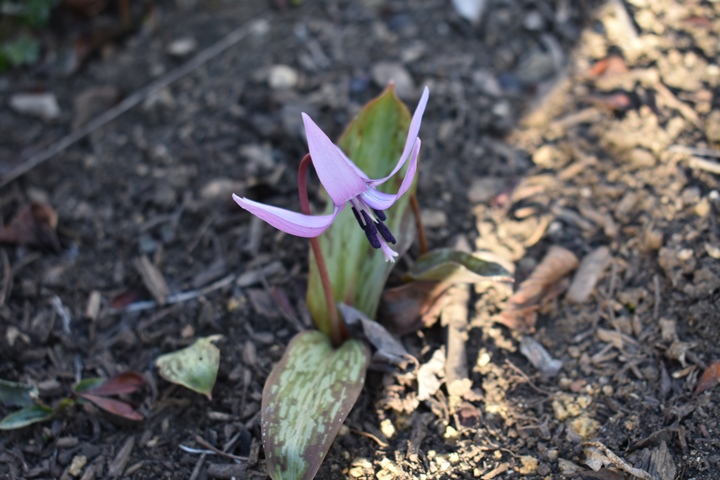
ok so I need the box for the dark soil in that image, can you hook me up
[1,0,719,479]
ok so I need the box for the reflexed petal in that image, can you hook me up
[369,86,429,186]
[336,147,370,181]
[302,113,367,205]
[361,140,421,211]
[233,194,340,238]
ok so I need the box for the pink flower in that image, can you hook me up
[233,87,428,262]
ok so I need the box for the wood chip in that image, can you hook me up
[567,246,611,303]
[133,256,169,305]
[84,290,102,320]
[444,282,472,398]
[648,441,676,480]
[207,463,248,479]
[499,246,579,332]
[108,435,135,478]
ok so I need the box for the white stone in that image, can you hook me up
[268,65,299,90]
[167,37,198,57]
[10,92,60,121]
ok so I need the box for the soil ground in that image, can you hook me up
[1,0,719,479]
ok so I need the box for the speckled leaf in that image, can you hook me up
[307,85,417,332]
[0,405,54,430]
[155,335,222,400]
[262,331,370,480]
[404,249,513,286]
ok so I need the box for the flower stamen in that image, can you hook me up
[375,221,396,244]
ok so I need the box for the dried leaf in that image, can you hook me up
[75,372,145,396]
[520,336,563,377]
[694,360,720,396]
[109,288,142,309]
[380,281,447,334]
[417,348,445,401]
[72,86,120,130]
[583,441,653,480]
[381,249,511,334]
[0,202,60,250]
[588,55,628,77]
[499,246,579,332]
[567,247,611,303]
[586,93,633,112]
[78,393,144,421]
[339,302,416,374]
[155,335,222,399]
[133,256,169,306]
[262,331,370,480]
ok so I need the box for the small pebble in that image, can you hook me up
[167,37,198,57]
[268,65,299,90]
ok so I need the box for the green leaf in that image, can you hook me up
[262,331,370,480]
[404,249,513,286]
[0,378,38,407]
[155,335,222,400]
[307,85,417,332]
[0,404,54,430]
[0,37,40,67]
[74,377,106,394]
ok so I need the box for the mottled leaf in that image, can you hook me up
[0,405,54,430]
[0,378,38,407]
[155,335,222,399]
[262,331,370,480]
[307,85,417,332]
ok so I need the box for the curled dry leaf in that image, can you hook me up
[694,360,720,396]
[380,281,449,334]
[583,441,653,480]
[499,246,579,332]
[0,202,60,250]
[339,302,417,375]
[520,336,563,377]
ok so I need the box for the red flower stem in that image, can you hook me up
[297,154,346,347]
[410,194,428,255]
